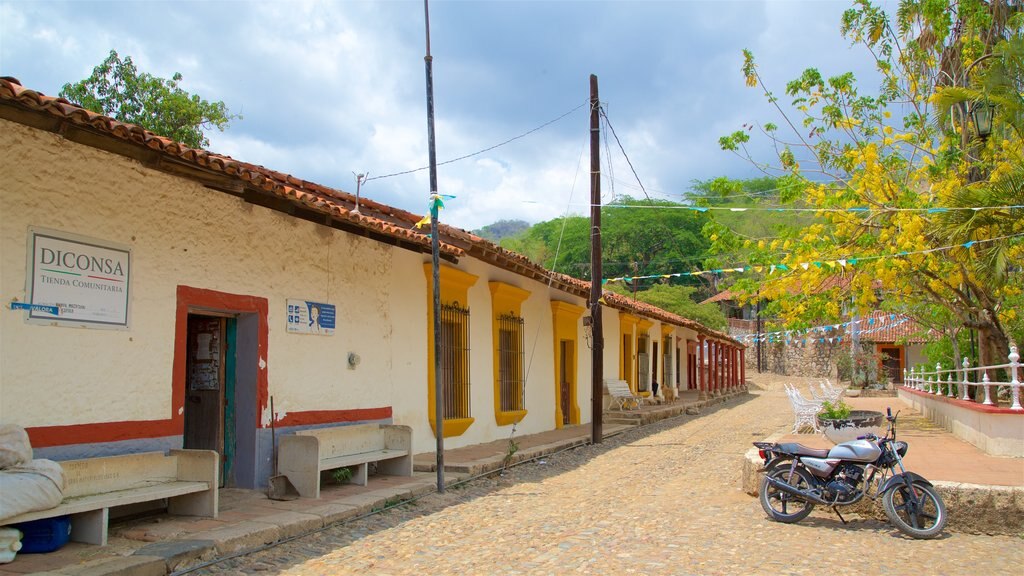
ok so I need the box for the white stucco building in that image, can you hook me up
[0,78,744,489]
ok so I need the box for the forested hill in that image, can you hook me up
[472,219,530,241]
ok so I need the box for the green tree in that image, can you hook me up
[714,0,1023,365]
[607,283,727,331]
[60,50,238,148]
[503,196,711,289]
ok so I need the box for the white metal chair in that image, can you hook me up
[810,379,843,404]
[785,383,823,433]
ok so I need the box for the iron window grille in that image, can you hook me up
[440,301,471,420]
[497,312,525,412]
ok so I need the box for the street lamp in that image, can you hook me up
[970,101,995,140]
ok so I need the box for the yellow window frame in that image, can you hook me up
[489,282,531,426]
[424,264,479,438]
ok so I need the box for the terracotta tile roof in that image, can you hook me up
[602,292,736,343]
[0,77,740,346]
[700,290,736,305]
[0,77,462,258]
[857,311,934,344]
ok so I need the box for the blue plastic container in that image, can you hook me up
[11,516,71,554]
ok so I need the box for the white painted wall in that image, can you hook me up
[390,255,593,453]
[906,344,928,373]
[1,121,395,427]
[899,389,1024,457]
[602,308,621,381]
[2,119,714,458]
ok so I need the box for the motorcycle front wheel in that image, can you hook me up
[759,463,815,523]
[882,480,947,539]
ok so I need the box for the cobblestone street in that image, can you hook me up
[188,377,1023,576]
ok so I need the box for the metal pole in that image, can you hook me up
[423,0,444,493]
[589,74,604,444]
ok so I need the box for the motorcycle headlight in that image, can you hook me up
[894,441,908,457]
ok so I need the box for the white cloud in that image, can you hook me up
[1,0,885,232]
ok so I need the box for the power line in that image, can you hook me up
[600,107,650,201]
[520,199,1024,214]
[364,100,588,183]
[602,232,1024,284]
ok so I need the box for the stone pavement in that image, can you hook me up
[4,377,1022,575]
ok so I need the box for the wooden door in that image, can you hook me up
[559,340,571,425]
[184,315,225,473]
[652,341,659,394]
[880,346,903,384]
[687,341,697,389]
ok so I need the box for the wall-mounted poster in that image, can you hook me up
[26,228,131,329]
[286,299,336,335]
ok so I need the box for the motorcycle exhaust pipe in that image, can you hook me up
[764,475,830,506]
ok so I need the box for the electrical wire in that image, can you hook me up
[363,100,587,183]
[600,107,650,202]
[520,199,1024,214]
[602,232,1024,284]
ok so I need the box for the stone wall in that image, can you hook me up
[733,327,844,379]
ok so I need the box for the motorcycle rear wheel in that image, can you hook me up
[759,463,815,523]
[882,480,947,539]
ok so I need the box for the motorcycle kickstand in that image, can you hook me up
[832,506,848,524]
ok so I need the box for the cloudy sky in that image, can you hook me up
[1,0,884,231]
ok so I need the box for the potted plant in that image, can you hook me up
[816,400,885,444]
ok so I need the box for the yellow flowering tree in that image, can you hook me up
[714,0,1023,366]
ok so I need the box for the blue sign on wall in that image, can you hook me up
[286,299,336,335]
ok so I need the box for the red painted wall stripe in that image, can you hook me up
[28,419,177,448]
[275,407,393,428]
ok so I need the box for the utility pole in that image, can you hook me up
[589,74,604,444]
[423,0,445,493]
[756,289,762,373]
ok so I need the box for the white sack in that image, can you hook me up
[0,459,66,523]
[0,425,32,469]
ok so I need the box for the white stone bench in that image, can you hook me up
[278,423,413,499]
[1,450,218,546]
[604,379,645,411]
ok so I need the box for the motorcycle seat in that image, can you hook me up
[776,443,830,458]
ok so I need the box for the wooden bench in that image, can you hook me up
[604,379,644,411]
[278,423,413,499]
[1,450,218,546]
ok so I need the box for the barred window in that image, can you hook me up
[497,312,525,412]
[440,302,471,420]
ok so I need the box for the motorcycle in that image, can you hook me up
[754,407,947,539]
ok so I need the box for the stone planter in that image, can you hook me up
[844,388,862,397]
[817,410,885,444]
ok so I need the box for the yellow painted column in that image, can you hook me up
[550,301,585,428]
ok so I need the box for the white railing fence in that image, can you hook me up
[904,345,1022,411]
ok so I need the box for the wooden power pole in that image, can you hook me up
[423,0,445,493]
[590,74,604,444]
